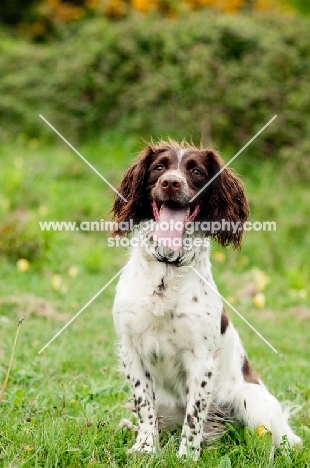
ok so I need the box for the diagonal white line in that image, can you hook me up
[38,266,126,354]
[39,114,127,203]
[190,115,277,202]
[190,265,278,354]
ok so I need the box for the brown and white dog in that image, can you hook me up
[111,140,301,460]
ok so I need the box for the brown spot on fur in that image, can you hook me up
[221,307,230,334]
[158,277,166,291]
[176,313,188,319]
[187,414,195,429]
[242,356,259,384]
[153,277,166,296]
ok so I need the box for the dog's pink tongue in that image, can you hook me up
[154,205,187,251]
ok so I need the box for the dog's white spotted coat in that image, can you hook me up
[112,143,301,460]
[113,232,301,459]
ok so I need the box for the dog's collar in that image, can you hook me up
[154,247,194,266]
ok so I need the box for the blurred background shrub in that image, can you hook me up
[1,0,308,32]
[0,8,310,177]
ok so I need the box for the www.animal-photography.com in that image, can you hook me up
[1,1,310,467]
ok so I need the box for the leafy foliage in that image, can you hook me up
[0,0,288,30]
[1,12,310,177]
[287,0,310,15]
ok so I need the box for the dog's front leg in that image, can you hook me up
[121,340,158,454]
[178,355,215,461]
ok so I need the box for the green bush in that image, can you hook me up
[287,0,310,16]
[0,217,51,261]
[1,11,310,168]
[0,0,36,26]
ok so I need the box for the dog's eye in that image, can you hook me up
[193,168,202,176]
[154,164,163,171]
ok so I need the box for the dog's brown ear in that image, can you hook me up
[200,150,249,249]
[110,146,154,235]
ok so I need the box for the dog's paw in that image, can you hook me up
[128,426,159,455]
[128,442,156,455]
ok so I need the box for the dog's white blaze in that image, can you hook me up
[177,148,186,169]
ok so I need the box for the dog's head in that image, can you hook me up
[111,140,249,250]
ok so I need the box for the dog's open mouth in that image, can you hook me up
[151,200,201,251]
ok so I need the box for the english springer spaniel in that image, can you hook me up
[111,140,301,460]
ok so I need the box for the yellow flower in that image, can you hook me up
[252,268,270,291]
[220,0,245,14]
[131,0,158,13]
[256,424,271,438]
[213,251,225,263]
[298,289,307,299]
[68,266,79,277]
[17,258,30,272]
[51,274,62,291]
[253,292,265,308]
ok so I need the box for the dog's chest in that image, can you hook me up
[113,255,223,401]
[114,259,221,357]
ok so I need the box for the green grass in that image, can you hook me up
[0,133,310,467]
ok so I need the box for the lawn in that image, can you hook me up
[0,132,309,467]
